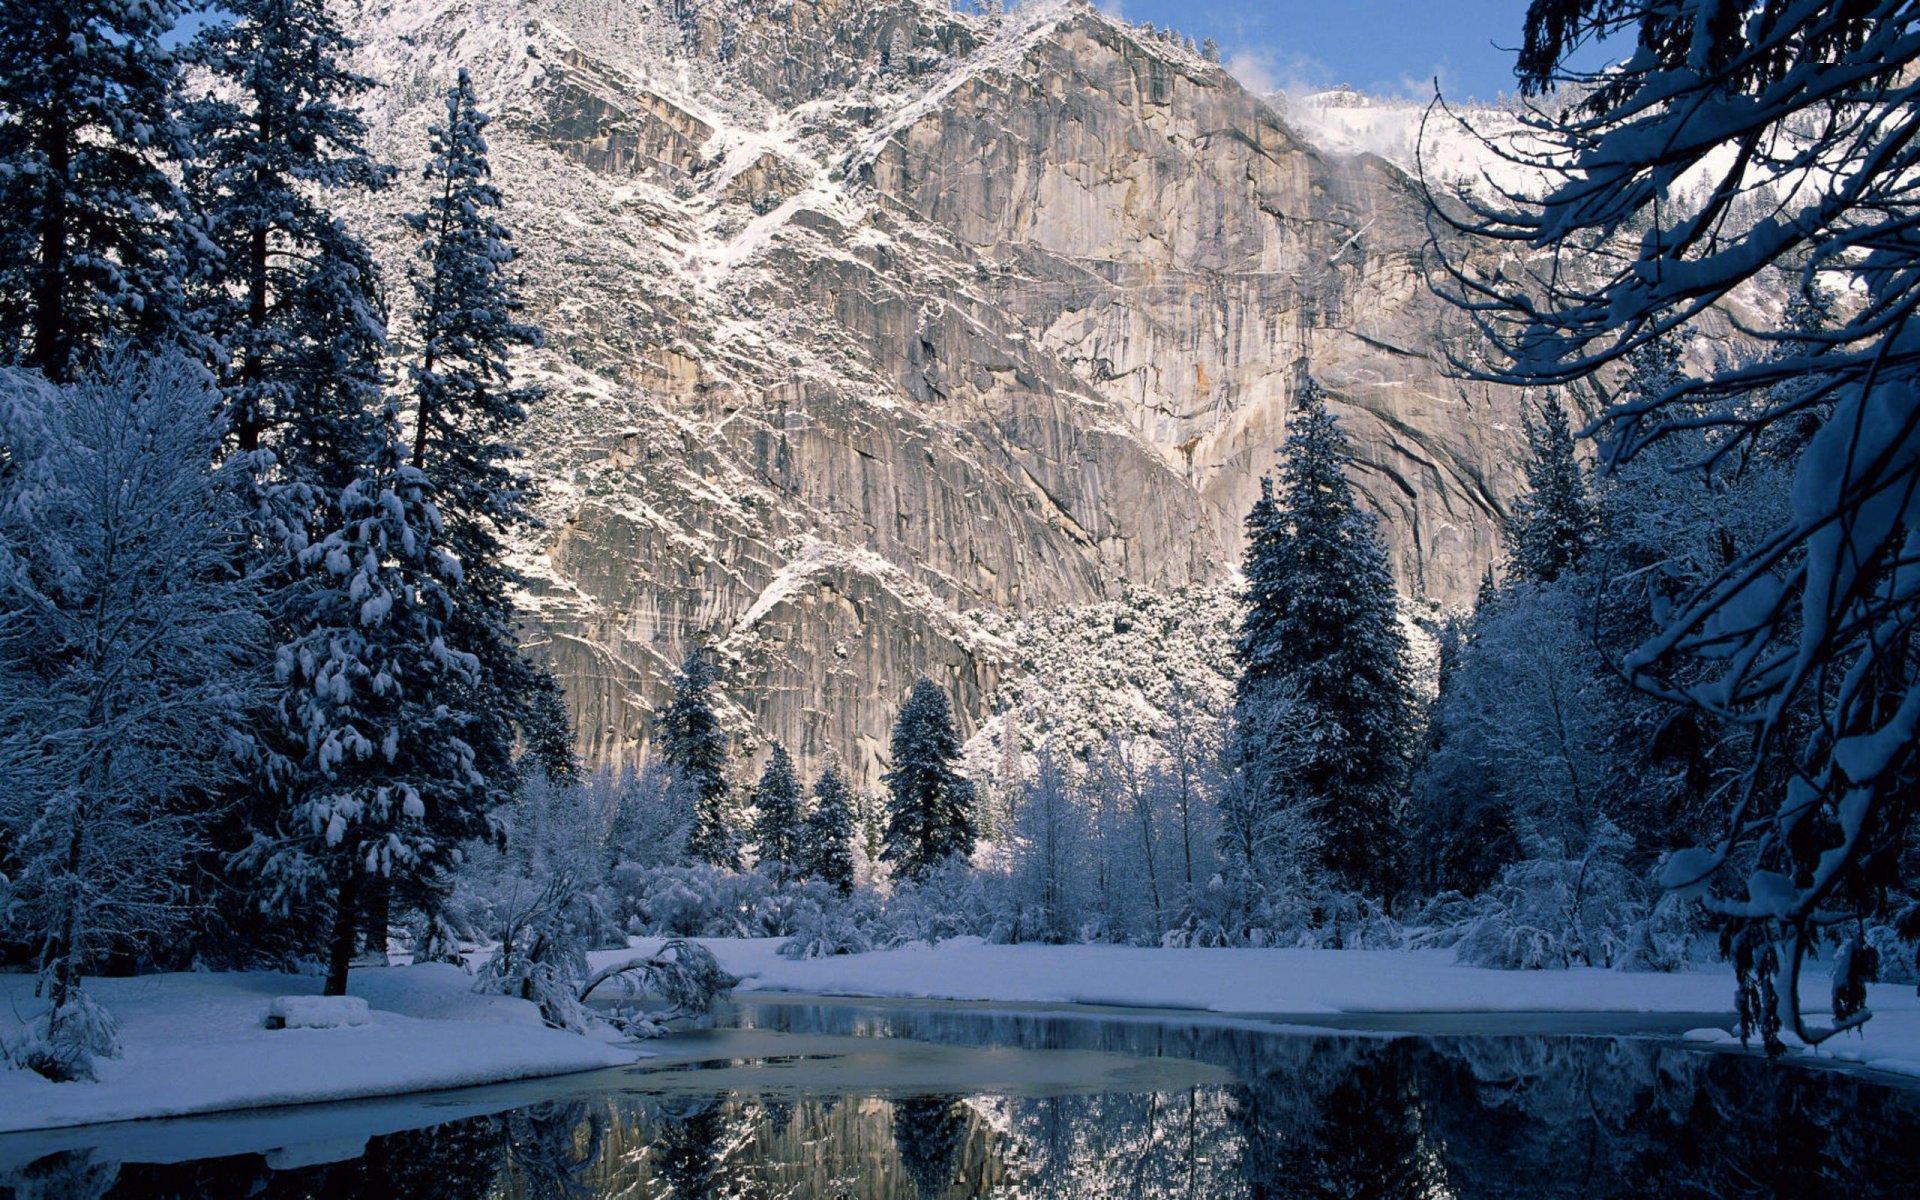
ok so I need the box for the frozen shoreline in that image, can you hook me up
[0,964,645,1134]
[611,937,1920,1080]
[6,939,1916,1135]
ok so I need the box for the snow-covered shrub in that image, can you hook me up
[1617,892,1709,973]
[1291,891,1404,951]
[477,871,606,1033]
[610,863,843,939]
[779,889,889,959]
[640,939,736,1017]
[467,773,623,1031]
[1455,852,1648,970]
[610,864,827,938]
[3,993,121,1083]
[1405,890,1477,949]
[580,938,739,1033]
[883,857,1000,945]
[1865,920,1919,986]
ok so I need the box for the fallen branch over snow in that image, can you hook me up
[578,938,739,1031]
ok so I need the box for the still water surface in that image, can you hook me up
[3,998,1916,1198]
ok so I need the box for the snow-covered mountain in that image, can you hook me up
[341,0,1537,781]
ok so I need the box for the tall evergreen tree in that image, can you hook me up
[0,0,193,379]
[1234,372,1414,899]
[184,0,392,463]
[882,678,976,881]
[1505,397,1593,586]
[254,422,490,995]
[658,645,740,869]
[182,2,494,984]
[403,69,558,798]
[750,743,802,880]
[800,757,857,894]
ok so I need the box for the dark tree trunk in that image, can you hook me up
[363,870,391,964]
[31,72,73,382]
[325,865,362,996]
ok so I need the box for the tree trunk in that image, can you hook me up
[363,871,392,966]
[47,815,87,1014]
[32,51,73,382]
[237,98,272,452]
[325,866,362,996]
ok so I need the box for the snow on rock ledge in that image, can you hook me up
[265,996,373,1030]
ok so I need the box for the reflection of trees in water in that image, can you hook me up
[13,1024,1920,1200]
[502,1101,608,1200]
[1416,1036,1920,1199]
[647,1096,745,1199]
[1227,1039,1438,1200]
[890,1096,970,1199]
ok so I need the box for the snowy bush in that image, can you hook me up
[1454,852,1648,970]
[580,937,738,1032]
[610,863,836,939]
[1617,893,1709,974]
[779,889,889,959]
[3,993,121,1083]
[1864,921,1919,987]
[883,858,1001,945]
[476,871,606,1033]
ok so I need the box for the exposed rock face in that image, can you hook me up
[345,0,1530,784]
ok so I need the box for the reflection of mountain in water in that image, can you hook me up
[11,1014,1919,1198]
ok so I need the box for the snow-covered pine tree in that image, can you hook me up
[1438,0,1920,1046]
[256,410,491,996]
[750,742,802,881]
[518,666,582,787]
[1504,396,1593,586]
[0,354,263,1076]
[658,645,741,869]
[183,0,393,462]
[882,677,977,881]
[0,0,194,379]
[403,69,559,798]
[799,757,856,894]
[1234,371,1414,901]
[183,0,402,971]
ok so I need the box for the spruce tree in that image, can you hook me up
[184,0,393,462]
[1234,372,1414,899]
[403,69,557,801]
[882,677,976,881]
[256,419,490,995]
[658,645,740,869]
[1504,396,1592,586]
[800,758,857,894]
[750,743,803,880]
[183,2,493,981]
[0,0,193,378]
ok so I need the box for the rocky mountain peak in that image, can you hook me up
[342,0,1533,783]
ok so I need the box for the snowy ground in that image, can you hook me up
[609,938,1920,1082]
[0,965,645,1133]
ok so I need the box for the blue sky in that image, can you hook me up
[1096,0,1551,102]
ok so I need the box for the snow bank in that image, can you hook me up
[0,965,643,1133]
[606,938,1920,1080]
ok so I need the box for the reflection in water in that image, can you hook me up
[6,1004,1917,1199]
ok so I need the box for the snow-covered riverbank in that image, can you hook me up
[612,938,1920,1080]
[0,965,644,1133]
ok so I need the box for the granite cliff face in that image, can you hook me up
[344,0,1532,782]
